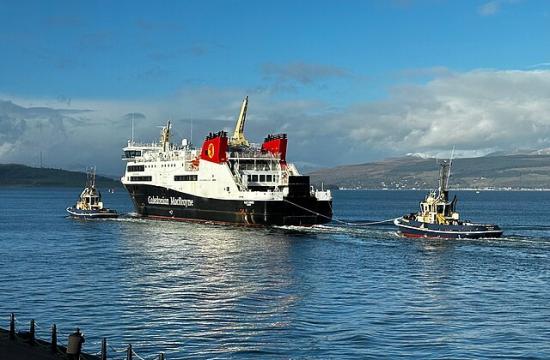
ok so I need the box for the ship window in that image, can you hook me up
[124,150,142,158]
[127,165,145,172]
[130,176,152,181]
[266,175,272,182]
[252,175,258,182]
[260,175,266,182]
[174,175,198,181]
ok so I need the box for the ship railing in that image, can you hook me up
[234,163,279,171]
[236,190,284,201]
[229,151,280,160]
[125,141,161,149]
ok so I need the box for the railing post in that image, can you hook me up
[9,313,15,340]
[29,319,35,343]
[51,324,57,353]
[159,352,165,360]
[127,344,133,360]
[101,337,107,360]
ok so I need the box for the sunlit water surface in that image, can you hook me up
[1,188,549,358]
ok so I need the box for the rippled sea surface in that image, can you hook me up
[1,188,550,359]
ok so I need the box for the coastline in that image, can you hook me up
[336,187,550,191]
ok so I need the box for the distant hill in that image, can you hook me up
[309,154,550,190]
[0,164,122,188]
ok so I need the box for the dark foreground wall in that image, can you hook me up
[0,328,99,360]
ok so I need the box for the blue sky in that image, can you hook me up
[1,0,550,174]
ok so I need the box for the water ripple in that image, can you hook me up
[1,189,550,358]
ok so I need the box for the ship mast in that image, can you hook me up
[438,161,450,200]
[230,96,250,147]
[438,147,454,200]
[86,166,96,189]
[91,166,96,188]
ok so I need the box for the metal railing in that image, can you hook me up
[5,313,167,360]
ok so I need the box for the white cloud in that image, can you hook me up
[528,62,550,69]
[338,69,550,157]
[478,0,521,16]
[0,89,332,173]
[478,1,500,16]
[2,69,550,173]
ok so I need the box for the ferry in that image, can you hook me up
[121,96,332,226]
[394,159,503,239]
[67,168,118,219]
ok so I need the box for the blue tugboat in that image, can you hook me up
[394,159,502,239]
[66,168,118,219]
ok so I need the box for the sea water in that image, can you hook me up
[0,188,549,359]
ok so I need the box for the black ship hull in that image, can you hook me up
[394,218,503,239]
[124,184,332,226]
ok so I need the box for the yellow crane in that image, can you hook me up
[230,96,250,147]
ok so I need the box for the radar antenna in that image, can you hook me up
[230,96,250,147]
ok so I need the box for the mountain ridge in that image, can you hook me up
[0,163,122,188]
[309,154,550,190]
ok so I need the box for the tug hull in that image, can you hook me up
[66,207,118,219]
[394,218,503,239]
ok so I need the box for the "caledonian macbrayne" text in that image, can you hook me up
[147,196,194,207]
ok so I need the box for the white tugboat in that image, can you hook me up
[121,96,333,226]
[67,168,118,219]
[394,159,502,239]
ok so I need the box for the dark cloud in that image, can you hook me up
[187,45,208,57]
[46,15,84,28]
[397,66,452,80]
[148,50,180,61]
[56,95,72,106]
[78,31,113,51]
[148,45,208,62]
[0,103,27,141]
[135,65,169,80]
[262,62,350,86]
[0,100,95,163]
[124,112,147,120]
[135,19,184,32]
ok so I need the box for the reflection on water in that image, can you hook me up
[0,188,550,358]
[115,220,300,356]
